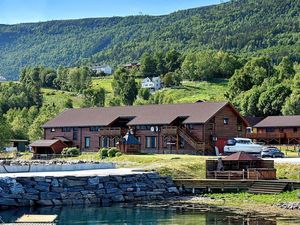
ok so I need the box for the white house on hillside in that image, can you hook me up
[90,65,112,75]
[141,77,162,92]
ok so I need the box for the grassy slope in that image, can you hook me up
[159,80,228,103]
[42,88,84,108]
[90,77,228,105]
[41,77,228,108]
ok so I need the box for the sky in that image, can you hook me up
[0,0,226,24]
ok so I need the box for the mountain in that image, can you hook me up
[0,0,299,80]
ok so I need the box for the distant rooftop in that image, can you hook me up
[254,116,300,128]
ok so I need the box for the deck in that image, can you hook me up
[173,179,300,192]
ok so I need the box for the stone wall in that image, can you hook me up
[0,160,115,173]
[0,173,179,207]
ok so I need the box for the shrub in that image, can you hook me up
[108,148,119,158]
[61,147,80,157]
[115,152,122,157]
[99,148,109,158]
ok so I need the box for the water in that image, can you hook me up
[0,204,299,225]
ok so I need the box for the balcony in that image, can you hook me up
[246,133,286,139]
[161,126,178,135]
[285,132,300,139]
[99,127,121,136]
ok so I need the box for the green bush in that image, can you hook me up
[61,147,80,157]
[108,148,119,158]
[115,152,122,157]
[99,148,109,158]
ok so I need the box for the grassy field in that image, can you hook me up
[159,79,228,103]
[42,77,228,108]
[42,88,83,108]
[16,152,300,180]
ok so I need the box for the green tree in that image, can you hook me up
[28,105,60,141]
[0,116,12,149]
[108,97,121,106]
[282,93,300,115]
[165,49,182,73]
[140,53,157,77]
[5,107,38,139]
[83,88,106,107]
[121,77,138,105]
[138,88,151,101]
[257,84,292,116]
[277,57,295,80]
[64,98,73,108]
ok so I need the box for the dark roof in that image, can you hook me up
[42,102,245,128]
[223,152,262,161]
[244,116,265,127]
[53,136,72,142]
[122,133,140,145]
[254,116,300,128]
[30,139,62,147]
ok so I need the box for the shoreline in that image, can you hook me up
[161,195,300,219]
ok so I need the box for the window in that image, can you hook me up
[266,127,275,133]
[90,126,101,132]
[223,117,229,125]
[102,136,110,148]
[84,137,90,148]
[51,128,55,132]
[136,136,141,143]
[73,128,78,141]
[62,127,71,132]
[187,124,194,130]
[146,136,157,148]
[237,118,243,131]
[136,125,151,130]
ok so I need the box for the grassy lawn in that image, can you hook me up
[18,152,300,180]
[201,191,300,218]
[160,79,228,103]
[42,88,83,108]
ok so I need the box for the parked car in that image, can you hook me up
[261,147,284,158]
[224,138,263,154]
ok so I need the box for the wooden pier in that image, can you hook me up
[173,179,300,194]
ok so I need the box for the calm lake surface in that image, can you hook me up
[1,204,299,225]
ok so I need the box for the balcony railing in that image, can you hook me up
[246,133,286,139]
[285,132,300,139]
[161,126,178,135]
[99,127,121,136]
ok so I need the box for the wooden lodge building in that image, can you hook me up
[41,102,249,155]
[246,115,300,144]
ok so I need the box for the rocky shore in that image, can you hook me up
[0,159,109,166]
[0,172,179,207]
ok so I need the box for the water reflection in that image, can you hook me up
[0,204,295,225]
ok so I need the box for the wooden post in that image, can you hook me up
[176,132,179,154]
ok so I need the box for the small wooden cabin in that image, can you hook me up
[206,152,276,180]
[30,139,67,155]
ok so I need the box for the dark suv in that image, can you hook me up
[261,147,284,158]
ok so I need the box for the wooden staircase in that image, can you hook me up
[248,181,287,194]
[178,128,205,153]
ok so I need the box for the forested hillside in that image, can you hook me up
[0,0,299,80]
